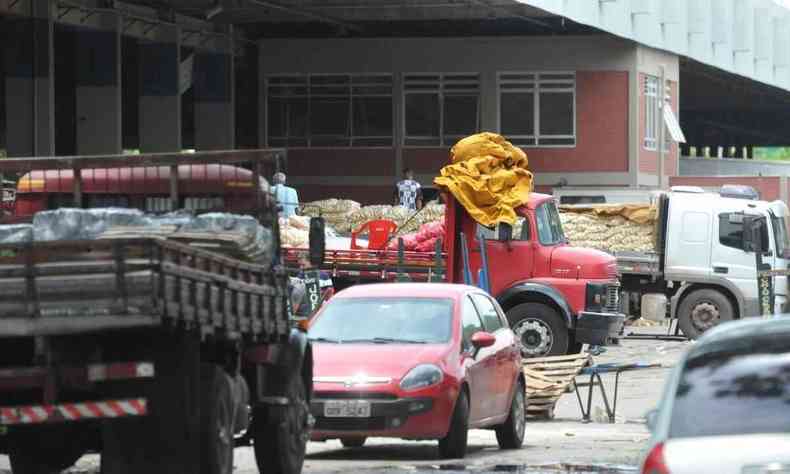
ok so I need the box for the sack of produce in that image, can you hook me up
[33,208,151,241]
[0,224,33,244]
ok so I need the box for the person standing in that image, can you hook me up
[393,168,423,211]
[272,172,299,218]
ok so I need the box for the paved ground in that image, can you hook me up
[0,326,691,473]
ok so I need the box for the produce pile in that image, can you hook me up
[279,215,312,248]
[387,221,446,252]
[301,199,446,237]
[559,210,656,254]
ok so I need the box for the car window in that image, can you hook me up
[309,297,454,344]
[535,201,565,245]
[669,337,790,439]
[471,294,504,332]
[461,296,484,350]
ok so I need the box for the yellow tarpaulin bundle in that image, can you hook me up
[558,203,658,224]
[434,133,534,227]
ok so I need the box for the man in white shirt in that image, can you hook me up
[272,172,299,218]
[393,168,423,211]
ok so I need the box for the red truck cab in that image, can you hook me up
[444,192,624,356]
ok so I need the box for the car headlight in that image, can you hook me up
[399,364,443,391]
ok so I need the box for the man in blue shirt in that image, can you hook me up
[272,172,299,218]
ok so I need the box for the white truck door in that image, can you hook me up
[710,212,757,304]
[665,209,712,278]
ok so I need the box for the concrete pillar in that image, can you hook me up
[139,26,181,152]
[75,13,122,155]
[4,0,55,157]
[194,38,234,150]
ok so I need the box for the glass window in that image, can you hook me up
[404,74,480,146]
[309,297,453,344]
[266,74,393,147]
[535,201,565,246]
[770,213,790,259]
[498,72,575,147]
[516,216,530,241]
[669,335,790,439]
[719,213,743,250]
[461,296,484,349]
[471,294,504,332]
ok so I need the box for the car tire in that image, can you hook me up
[677,289,734,340]
[495,379,526,450]
[438,390,469,459]
[200,364,236,474]
[340,437,367,448]
[507,302,569,357]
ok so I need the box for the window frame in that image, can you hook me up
[264,73,394,148]
[460,295,485,351]
[643,74,670,152]
[497,71,577,148]
[470,293,506,333]
[535,200,566,246]
[402,73,481,147]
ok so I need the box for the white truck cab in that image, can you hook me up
[618,187,790,339]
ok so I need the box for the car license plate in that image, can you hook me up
[323,400,371,418]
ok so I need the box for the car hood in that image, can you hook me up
[662,434,790,474]
[312,342,450,381]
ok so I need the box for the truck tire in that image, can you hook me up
[253,372,309,474]
[201,364,236,474]
[677,288,734,339]
[507,302,569,357]
[495,379,526,450]
[438,390,469,459]
[9,427,87,473]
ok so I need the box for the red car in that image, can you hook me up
[308,283,526,459]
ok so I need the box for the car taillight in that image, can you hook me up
[642,443,670,474]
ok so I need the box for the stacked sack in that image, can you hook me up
[387,221,446,252]
[560,212,655,254]
[301,199,361,234]
[279,214,311,248]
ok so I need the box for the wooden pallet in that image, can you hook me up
[523,353,592,419]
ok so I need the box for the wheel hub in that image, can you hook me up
[691,302,720,331]
[514,319,553,356]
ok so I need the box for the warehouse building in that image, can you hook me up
[3,0,790,204]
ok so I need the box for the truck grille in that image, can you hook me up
[604,284,620,313]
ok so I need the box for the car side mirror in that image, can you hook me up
[309,217,325,267]
[471,331,496,349]
[645,408,659,432]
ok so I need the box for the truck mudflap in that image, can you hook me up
[574,311,625,346]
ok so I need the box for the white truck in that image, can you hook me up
[616,186,790,339]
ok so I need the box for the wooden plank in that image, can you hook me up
[523,353,592,364]
[522,361,590,371]
[0,315,160,338]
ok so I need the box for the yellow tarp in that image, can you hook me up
[558,203,657,224]
[434,133,534,227]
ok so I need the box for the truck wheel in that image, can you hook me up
[340,437,367,448]
[200,364,236,474]
[9,427,87,473]
[438,390,469,459]
[495,379,526,450]
[677,289,734,339]
[253,373,310,474]
[508,303,568,357]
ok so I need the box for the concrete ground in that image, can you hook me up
[0,326,690,473]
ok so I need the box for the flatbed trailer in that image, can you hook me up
[0,150,315,474]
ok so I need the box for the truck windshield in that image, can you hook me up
[535,201,566,245]
[770,212,790,259]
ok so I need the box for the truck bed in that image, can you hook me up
[0,238,290,341]
[283,247,446,282]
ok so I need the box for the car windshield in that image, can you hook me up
[669,335,790,439]
[308,297,454,344]
[770,211,790,259]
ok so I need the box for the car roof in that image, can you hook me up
[333,283,485,299]
[690,317,790,354]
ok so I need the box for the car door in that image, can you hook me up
[471,293,518,418]
[460,295,497,423]
[470,214,535,292]
[710,211,760,308]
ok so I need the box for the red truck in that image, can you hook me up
[286,192,625,357]
[0,150,317,474]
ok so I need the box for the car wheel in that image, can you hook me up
[508,303,569,357]
[438,390,469,459]
[677,289,734,339]
[340,437,367,448]
[495,379,526,449]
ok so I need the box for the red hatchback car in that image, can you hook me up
[308,283,526,459]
